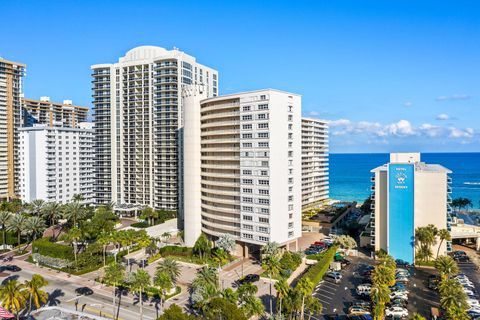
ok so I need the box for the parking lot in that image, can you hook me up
[307,252,442,319]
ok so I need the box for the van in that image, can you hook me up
[356,284,371,296]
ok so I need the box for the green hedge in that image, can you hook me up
[32,238,74,260]
[300,246,337,293]
[159,245,193,257]
[131,221,150,228]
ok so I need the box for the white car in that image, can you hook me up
[468,299,480,308]
[385,306,408,318]
[463,288,476,296]
[458,279,475,287]
[390,291,408,300]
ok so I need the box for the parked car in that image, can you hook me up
[325,271,342,283]
[385,306,408,318]
[468,299,480,308]
[239,274,259,284]
[389,291,408,300]
[349,301,371,310]
[395,276,409,283]
[389,298,408,308]
[454,255,470,262]
[395,259,411,268]
[348,307,370,315]
[463,288,477,296]
[356,284,372,296]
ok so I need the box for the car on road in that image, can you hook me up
[3,265,21,272]
[385,306,408,318]
[356,284,372,296]
[325,271,342,283]
[238,274,259,284]
[349,301,371,310]
[75,287,94,296]
[389,291,408,300]
[454,255,470,262]
[395,259,411,268]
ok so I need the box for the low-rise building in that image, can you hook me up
[18,123,94,204]
[22,96,88,128]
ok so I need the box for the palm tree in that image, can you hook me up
[153,271,172,313]
[411,313,427,320]
[0,279,26,319]
[104,262,125,320]
[156,257,180,285]
[434,255,458,280]
[131,269,151,320]
[193,266,219,289]
[193,233,211,260]
[221,288,238,304]
[445,306,470,320]
[436,229,451,259]
[238,282,258,301]
[63,201,84,227]
[24,216,46,243]
[72,194,84,203]
[24,274,48,313]
[241,295,265,318]
[97,232,111,267]
[275,278,290,317]
[296,277,314,320]
[371,265,395,287]
[439,279,467,311]
[6,214,26,247]
[262,241,281,259]
[28,200,45,217]
[262,255,281,315]
[305,296,322,320]
[66,227,82,267]
[0,211,11,247]
[41,202,62,227]
[370,284,390,320]
[161,232,171,244]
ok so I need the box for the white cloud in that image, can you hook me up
[436,94,471,101]
[307,111,320,117]
[449,127,474,139]
[436,113,450,120]
[404,101,412,107]
[384,120,416,136]
[328,119,351,127]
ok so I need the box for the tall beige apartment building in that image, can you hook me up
[183,89,302,255]
[0,58,26,199]
[22,96,88,128]
[301,118,329,209]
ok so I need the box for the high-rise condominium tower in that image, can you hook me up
[91,46,218,210]
[183,89,302,255]
[301,118,329,209]
[22,96,88,128]
[0,58,26,199]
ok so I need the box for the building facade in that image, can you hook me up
[91,46,218,210]
[22,96,88,128]
[183,89,302,255]
[366,153,452,264]
[0,58,26,199]
[301,118,329,209]
[18,123,94,204]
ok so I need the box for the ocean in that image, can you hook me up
[329,153,480,209]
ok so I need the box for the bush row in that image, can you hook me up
[32,238,74,260]
[300,246,337,293]
[159,245,192,257]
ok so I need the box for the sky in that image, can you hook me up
[2,0,480,153]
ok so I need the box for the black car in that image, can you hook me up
[350,301,371,310]
[75,287,94,296]
[4,265,21,272]
[239,274,259,284]
[454,255,470,262]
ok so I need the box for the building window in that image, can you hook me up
[242,179,253,184]
[243,124,252,130]
[259,217,269,223]
[242,133,253,139]
[258,132,269,138]
[259,236,269,242]
[259,189,269,195]
[261,170,268,176]
[242,106,251,111]
[243,215,253,221]
[288,204,294,210]
[243,188,253,194]
[242,233,253,239]
[258,114,267,120]
[258,104,268,110]
[288,231,294,238]
[259,180,269,185]
[242,115,252,121]
[258,123,268,129]
[243,170,252,175]
[243,197,253,203]
[258,198,270,205]
[258,142,269,148]
[288,222,294,228]
[243,224,253,231]
[288,115,293,121]
[243,143,252,148]
[261,208,270,214]
[258,226,268,233]
[242,206,253,212]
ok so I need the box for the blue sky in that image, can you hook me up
[2,0,479,152]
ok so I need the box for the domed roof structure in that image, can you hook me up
[120,46,169,62]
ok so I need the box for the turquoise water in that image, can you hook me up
[329,153,480,208]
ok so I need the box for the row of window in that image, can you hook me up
[242,132,269,139]
[241,233,270,242]
[242,188,269,195]
[242,197,270,204]
[242,104,269,112]
[242,179,269,185]
[242,113,268,121]
[242,224,269,233]
[242,206,270,214]
[242,169,268,176]
[242,123,269,130]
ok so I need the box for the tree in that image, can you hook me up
[262,255,281,315]
[436,229,451,259]
[161,232,172,244]
[221,288,238,305]
[204,297,247,320]
[131,269,151,320]
[0,279,26,319]
[193,233,211,260]
[0,211,11,247]
[158,304,196,320]
[24,216,46,242]
[434,255,458,281]
[6,214,26,247]
[274,278,290,317]
[237,282,258,302]
[66,227,82,267]
[156,257,180,285]
[262,241,281,259]
[334,235,357,250]
[63,201,84,227]
[445,306,470,320]
[28,200,45,217]
[240,295,264,318]
[24,274,48,313]
[411,313,427,320]
[72,194,85,203]
[439,279,468,311]
[370,284,390,320]
[141,207,157,226]
[41,202,62,236]
[104,262,125,320]
[97,232,111,267]
[216,234,236,254]
[190,267,220,311]
[154,271,172,313]
[415,225,438,262]
[193,266,219,289]
[305,296,322,320]
[296,277,314,320]
[371,265,395,287]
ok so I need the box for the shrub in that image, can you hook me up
[300,246,336,293]
[32,253,73,269]
[160,246,193,257]
[32,238,74,260]
[131,221,150,228]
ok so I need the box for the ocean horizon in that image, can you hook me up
[329,152,480,208]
